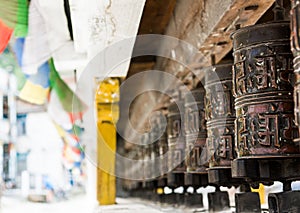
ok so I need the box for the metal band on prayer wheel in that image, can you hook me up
[232,21,299,157]
[167,97,186,173]
[184,85,208,173]
[204,64,236,168]
[291,1,300,141]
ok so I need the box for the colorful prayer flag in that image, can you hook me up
[49,59,86,118]
[13,38,50,105]
[0,47,26,90]
[0,0,28,37]
[0,20,13,53]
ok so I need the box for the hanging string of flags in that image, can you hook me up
[0,0,88,173]
[0,0,146,188]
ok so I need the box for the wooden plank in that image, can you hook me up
[127,62,155,77]
[199,0,276,65]
[157,0,275,72]
[138,0,177,35]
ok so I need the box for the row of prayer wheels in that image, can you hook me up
[123,1,300,212]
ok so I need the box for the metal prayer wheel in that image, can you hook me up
[291,0,300,141]
[144,128,159,186]
[131,144,143,181]
[146,136,154,181]
[204,64,236,168]
[151,130,160,180]
[149,112,162,179]
[232,21,299,157]
[143,132,154,180]
[184,85,208,173]
[167,94,186,173]
[159,128,168,176]
[140,134,148,180]
[135,133,149,181]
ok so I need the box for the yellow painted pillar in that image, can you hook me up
[95,78,119,205]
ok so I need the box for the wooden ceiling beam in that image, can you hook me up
[156,0,275,72]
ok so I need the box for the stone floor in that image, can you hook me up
[1,190,96,213]
[0,193,169,213]
[0,190,236,213]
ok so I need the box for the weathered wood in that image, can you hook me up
[127,0,176,76]
[127,62,155,77]
[156,0,275,72]
[137,0,177,35]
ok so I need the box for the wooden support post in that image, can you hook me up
[95,78,119,205]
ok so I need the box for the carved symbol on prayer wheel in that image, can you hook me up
[204,64,236,167]
[184,85,208,172]
[232,21,299,156]
[167,96,186,173]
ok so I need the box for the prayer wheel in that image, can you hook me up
[232,21,299,157]
[204,64,237,209]
[159,129,168,177]
[167,97,186,173]
[156,111,169,188]
[143,133,152,180]
[143,125,159,187]
[291,0,300,142]
[184,84,208,173]
[232,11,300,213]
[167,92,186,187]
[204,64,236,168]
[148,112,163,179]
